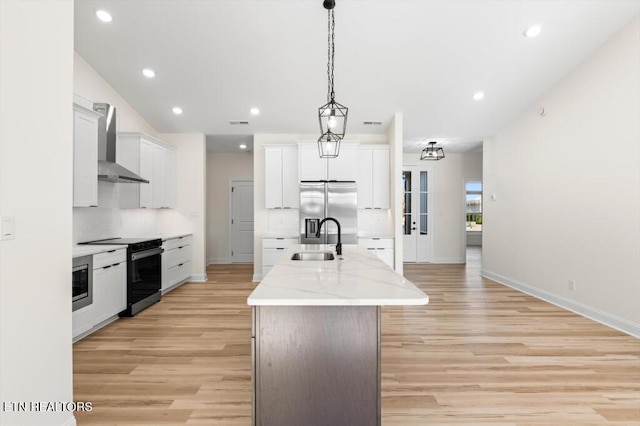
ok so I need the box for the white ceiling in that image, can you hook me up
[74,1,639,153]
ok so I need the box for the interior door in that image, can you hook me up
[231,180,254,263]
[403,167,432,263]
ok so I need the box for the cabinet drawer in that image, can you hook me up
[164,235,192,250]
[262,238,297,249]
[167,261,191,286]
[166,245,191,268]
[93,249,127,269]
[263,248,289,266]
[359,238,394,250]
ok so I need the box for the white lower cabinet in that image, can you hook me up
[358,237,395,268]
[262,237,298,278]
[72,249,127,341]
[72,305,94,338]
[162,235,192,293]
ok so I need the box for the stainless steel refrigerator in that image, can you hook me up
[299,181,357,245]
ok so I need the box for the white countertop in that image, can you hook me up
[73,244,128,257]
[157,232,192,241]
[248,244,428,306]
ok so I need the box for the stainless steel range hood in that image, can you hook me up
[93,103,149,184]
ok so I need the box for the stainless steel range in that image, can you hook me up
[81,238,163,316]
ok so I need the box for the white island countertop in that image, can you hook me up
[248,244,428,306]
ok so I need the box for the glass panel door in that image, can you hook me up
[403,167,432,263]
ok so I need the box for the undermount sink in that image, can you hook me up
[291,251,335,261]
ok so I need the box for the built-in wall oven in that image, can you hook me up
[72,255,93,311]
[81,238,164,316]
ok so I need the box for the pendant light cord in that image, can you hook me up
[327,8,335,102]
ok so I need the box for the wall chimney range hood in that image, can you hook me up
[93,103,149,184]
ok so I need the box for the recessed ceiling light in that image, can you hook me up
[472,91,485,101]
[250,107,260,115]
[524,25,542,38]
[239,144,247,150]
[142,68,155,78]
[96,10,113,23]
[172,107,183,115]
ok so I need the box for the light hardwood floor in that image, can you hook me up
[73,248,640,425]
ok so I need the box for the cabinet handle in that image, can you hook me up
[372,238,380,240]
[112,263,120,267]
[367,248,375,250]
[374,207,382,210]
[178,236,184,239]
[103,265,112,270]
[378,248,385,251]
[276,248,285,250]
[365,207,372,210]
[178,246,184,249]
[178,263,184,267]
[276,238,284,240]
[283,207,291,209]
[107,250,116,253]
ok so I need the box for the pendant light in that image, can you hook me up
[420,142,445,161]
[317,0,348,158]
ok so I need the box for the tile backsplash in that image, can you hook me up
[73,207,158,243]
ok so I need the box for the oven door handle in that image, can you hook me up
[131,247,164,261]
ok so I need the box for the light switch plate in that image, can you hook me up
[1,216,15,240]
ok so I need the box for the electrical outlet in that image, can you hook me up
[568,280,576,292]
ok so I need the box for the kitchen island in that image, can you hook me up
[247,244,428,426]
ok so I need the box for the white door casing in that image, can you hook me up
[230,180,254,263]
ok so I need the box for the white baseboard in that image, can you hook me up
[252,274,262,283]
[161,278,189,295]
[432,257,465,264]
[481,269,640,338]
[190,273,207,283]
[207,257,230,265]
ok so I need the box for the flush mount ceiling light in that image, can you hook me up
[250,107,260,115]
[524,24,542,38]
[420,141,445,161]
[172,107,183,115]
[472,91,485,100]
[317,0,348,158]
[96,10,113,23]
[239,144,247,150]
[142,68,155,78]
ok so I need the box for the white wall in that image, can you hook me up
[206,152,254,264]
[387,114,404,273]
[482,17,640,336]
[0,1,75,425]
[158,134,207,282]
[74,54,159,136]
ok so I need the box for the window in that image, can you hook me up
[402,171,411,235]
[466,181,482,231]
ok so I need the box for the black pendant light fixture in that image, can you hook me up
[317,0,348,158]
[420,141,445,161]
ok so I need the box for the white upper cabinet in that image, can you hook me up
[298,142,359,181]
[73,103,101,207]
[357,145,389,209]
[265,145,299,209]
[164,149,176,208]
[152,144,166,208]
[117,133,175,209]
[298,143,327,181]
